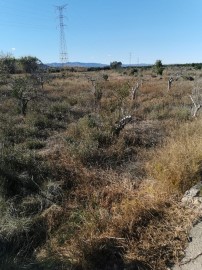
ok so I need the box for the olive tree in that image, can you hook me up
[11,77,39,116]
[0,54,15,84]
[110,61,122,70]
[19,56,41,74]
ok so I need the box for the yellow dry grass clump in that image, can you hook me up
[148,118,202,194]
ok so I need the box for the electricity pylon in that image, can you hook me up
[56,4,68,66]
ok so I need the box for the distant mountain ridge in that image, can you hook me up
[47,62,107,68]
[46,62,151,68]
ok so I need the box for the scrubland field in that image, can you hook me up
[0,64,202,269]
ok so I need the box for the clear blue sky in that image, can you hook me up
[1,0,202,64]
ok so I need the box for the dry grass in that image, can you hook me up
[37,175,196,270]
[147,118,202,194]
[1,66,202,269]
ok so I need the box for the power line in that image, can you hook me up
[55,4,68,65]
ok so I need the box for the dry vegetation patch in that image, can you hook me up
[148,118,202,194]
[0,66,202,269]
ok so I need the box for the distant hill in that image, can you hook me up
[46,62,151,68]
[47,62,108,68]
[122,64,151,67]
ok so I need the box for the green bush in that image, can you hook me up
[153,60,164,75]
[102,74,109,81]
[46,100,70,121]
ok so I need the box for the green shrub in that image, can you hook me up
[130,68,138,75]
[153,60,164,75]
[47,100,70,121]
[102,74,109,81]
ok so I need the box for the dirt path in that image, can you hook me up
[172,183,202,270]
[172,221,202,270]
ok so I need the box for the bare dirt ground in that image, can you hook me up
[172,221,202,270]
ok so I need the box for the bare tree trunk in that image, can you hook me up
[168,77,174,91]
[113,115,132,136]
[131,82,139,100]
[189,95,202,117]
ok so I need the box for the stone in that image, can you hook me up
[181,183,202,205]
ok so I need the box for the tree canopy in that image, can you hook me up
[110,61,122,69]
[19,56,41,73]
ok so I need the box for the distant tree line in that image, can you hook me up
[0,54,42,75]
[164,63,202,69]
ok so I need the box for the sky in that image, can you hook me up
[1,0,202,65]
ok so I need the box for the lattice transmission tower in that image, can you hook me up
[56,4,68,65]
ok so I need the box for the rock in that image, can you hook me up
[181,183,202,205]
